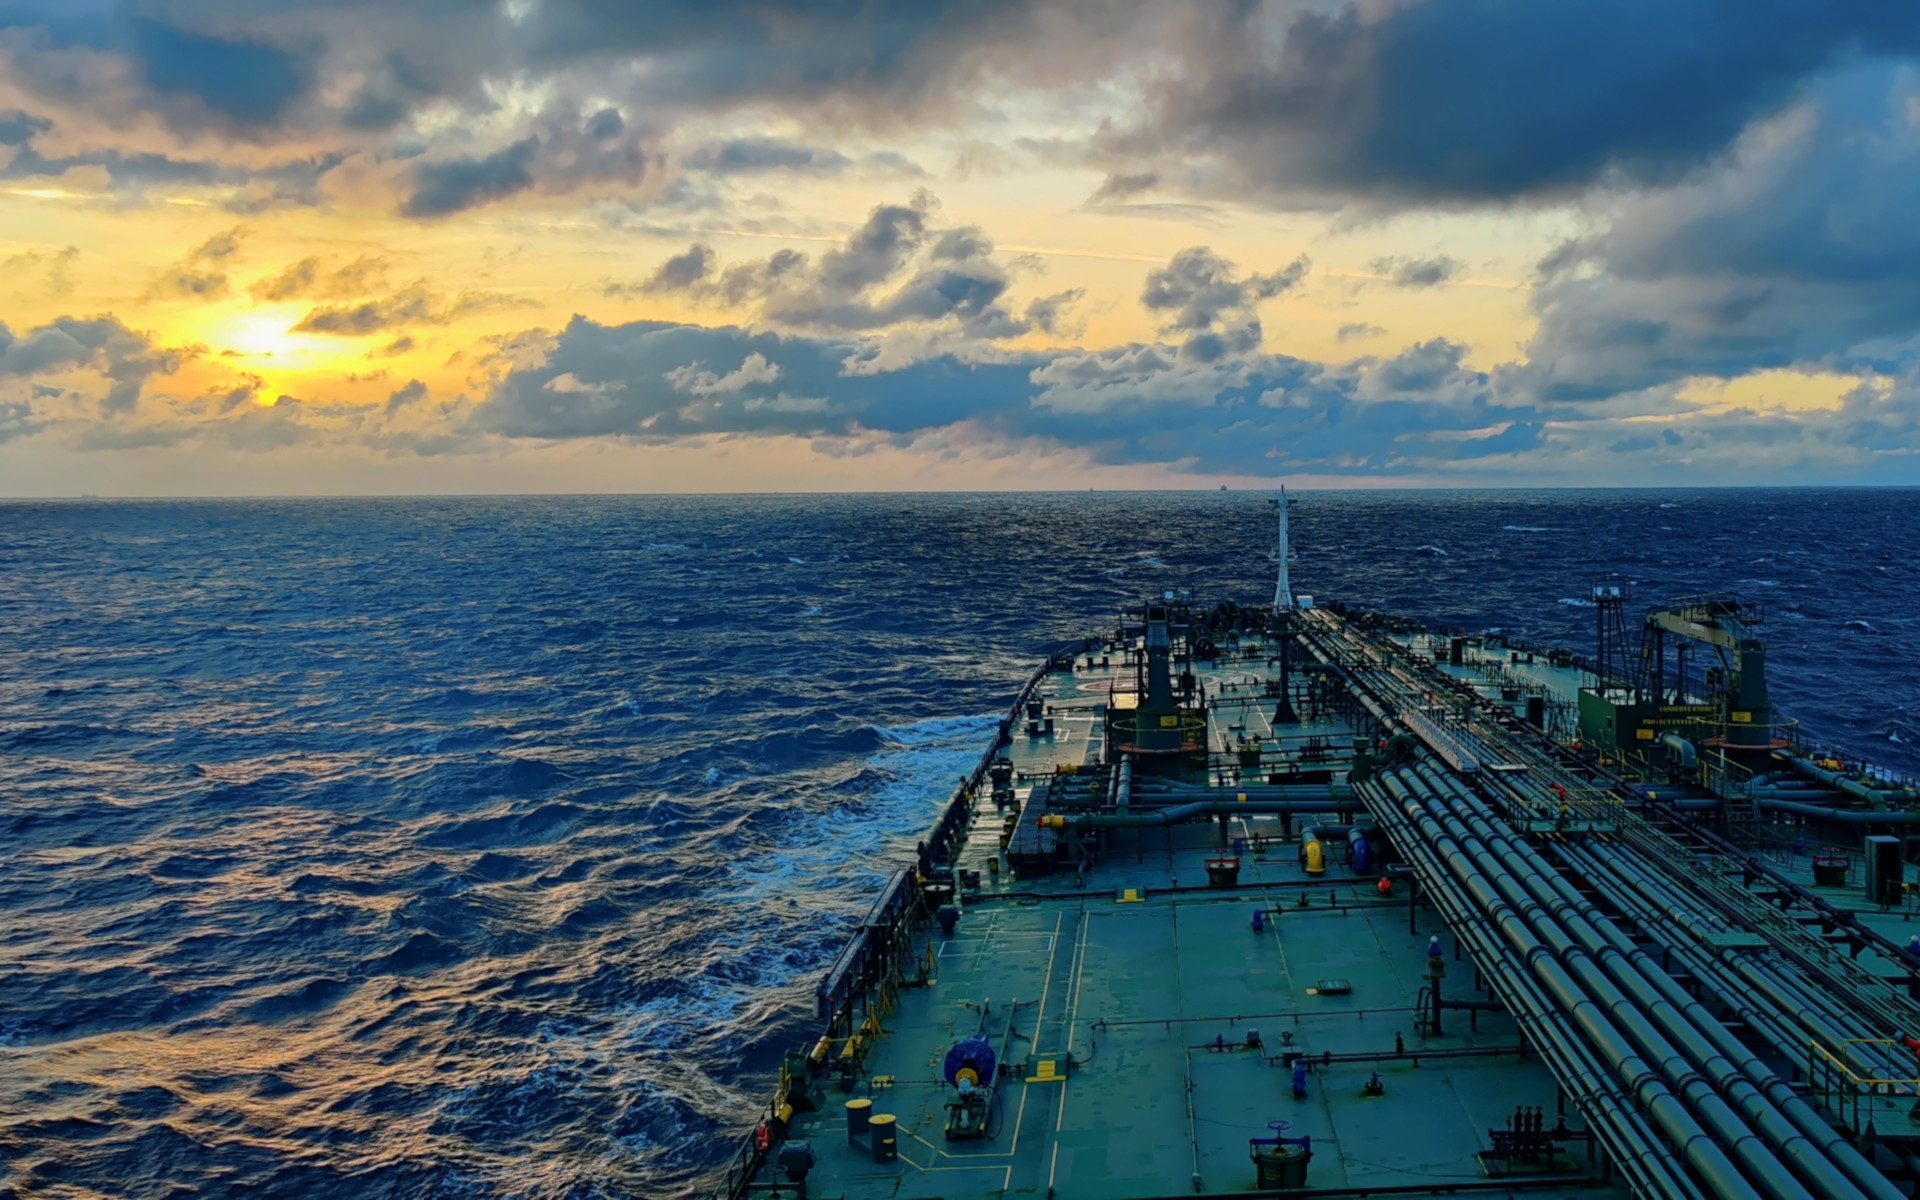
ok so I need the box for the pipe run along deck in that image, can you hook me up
[725,605,1920,1200]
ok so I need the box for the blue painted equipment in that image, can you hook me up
[1251,908,1265,933]
[942,1035,996,1089]
[942,1035,998,1140]
[1351,833,1372,873]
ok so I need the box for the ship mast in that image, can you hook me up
[1272,487,1293,611]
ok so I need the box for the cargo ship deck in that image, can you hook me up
[725,583,1920,1200]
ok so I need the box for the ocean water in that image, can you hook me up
[1,488,1915,1199]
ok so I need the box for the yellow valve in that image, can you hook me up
[1304,839,1326,874]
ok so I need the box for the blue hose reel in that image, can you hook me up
[943,1034,997,1089]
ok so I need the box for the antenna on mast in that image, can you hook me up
[1272,488,1294,611]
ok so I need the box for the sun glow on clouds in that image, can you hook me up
[1,2,1919,490]
[1674,370,1861,416]
[209,310,336,364]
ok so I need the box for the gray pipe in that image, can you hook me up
[1577,845,1904,1077]
[1131,782,1353,803]
[1581,844,1916,1086]
[1386,769,1824,1200]
[1749,779,1829,792]
[1356,782,1706,1200]
[1601,845,1908,1061]
[1362,783,1715,1200]
[1050,798,1329,828]
[1301,823,1371,841]
[1779,754,1918,807]
[1296,637,1396,727]
[1758,799,1920,826]
[1663,734,1699,771]
[1373,771,1764,1200]
[1572,846,1916,1101]
[1410,766,1889,1200]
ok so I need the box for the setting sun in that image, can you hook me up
[206,309,335,365]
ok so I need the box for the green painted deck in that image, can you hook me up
[754,641,1634,1200]
[786,879,1617,1198]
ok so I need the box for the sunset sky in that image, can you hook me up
[3,2,1919,493]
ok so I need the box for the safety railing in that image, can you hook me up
[1806,1039,1920,1139]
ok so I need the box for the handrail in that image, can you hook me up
[722,642,1072,1200]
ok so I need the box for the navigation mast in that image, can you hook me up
[1272,488,1294,611]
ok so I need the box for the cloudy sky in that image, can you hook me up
[3,1,1919,493]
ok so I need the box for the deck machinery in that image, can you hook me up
[1576,594,1782,778]
[1573,591,1918,828]
[721,511,1920,1200]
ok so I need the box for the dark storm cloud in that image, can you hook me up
[0,315,185,414]
[1111,0,1920,205]
[474,318,1031,441]
[676,138,924,179]
[1084,171,1158,206]
[4,0,1919,220]
[637,244,718,295]
[1140,247,1309,362]
[0,145,222,186]
[250,257,320,302]
[126,17,312,127]
[1024,288,1086,337]
[628,195,1052,341]
[384,378,427,415]
[0,109,49,145]
[0,9,319,137]
[295,287,432,335]
[339,50,449,133]
[404,140,537,217]
[141,227,246,302]
[0,0,1064,214]
[466,313,1597,478]
[0,397,36,443]
[681,137,853,175]
[401,105,649,216]
[1372,255,1462,288]
[514,0,1044,109]
[1507,68,1920,402]
[293,283,529,335]
[0,140,345,214]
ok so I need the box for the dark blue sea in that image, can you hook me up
[2,489,1916,1199]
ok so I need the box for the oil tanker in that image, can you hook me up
[718,492,1920,1200]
